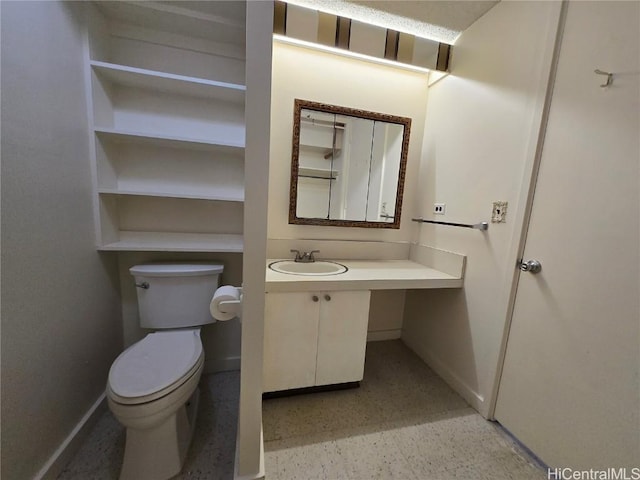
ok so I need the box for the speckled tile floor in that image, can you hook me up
[263,340,546,480]
[58,341,544,480]
[57,371,239,480]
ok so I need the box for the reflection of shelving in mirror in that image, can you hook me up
[323,149,341,159]
[297,111,344,220]
[300,117,344,150]
[299,144,342,160]
[298,167,339,180]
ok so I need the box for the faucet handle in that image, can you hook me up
[290,249,303,261]
[309,250,320,261]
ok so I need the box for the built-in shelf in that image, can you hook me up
[94,1,246,46]
[99,231,244,253]
[300,144,342,158]
[91,61,246,103]
[98,188,244,203]
[87,1,246,253]
[94,127,245,152]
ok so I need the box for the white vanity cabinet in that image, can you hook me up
[263,290,371,393]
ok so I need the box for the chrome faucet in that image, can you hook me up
[290,249,320,263]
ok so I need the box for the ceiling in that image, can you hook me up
[289,0,500,43]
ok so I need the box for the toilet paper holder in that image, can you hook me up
[218,286,242,312]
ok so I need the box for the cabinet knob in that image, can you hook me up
[324,294,331,301]
[312,295,319,302]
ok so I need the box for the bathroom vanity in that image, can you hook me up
[263,258,463,393]
[263,289,370,392]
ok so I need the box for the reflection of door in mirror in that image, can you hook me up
[338,115,374,221]
[367,122,404,223]
[290,100,411,229]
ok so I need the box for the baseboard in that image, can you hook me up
[204,355,241,374]
[263,381,359,398]
[367,329,402,342]
[401,334,486,415]
[34,393,107,480]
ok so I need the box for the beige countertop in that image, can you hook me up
[265,259,463,292]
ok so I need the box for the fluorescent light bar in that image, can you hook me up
[273,34,431,74]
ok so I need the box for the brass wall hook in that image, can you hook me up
[594,69,613,87]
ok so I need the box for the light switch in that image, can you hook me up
[492,201,508,223]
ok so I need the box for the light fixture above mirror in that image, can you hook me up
[289,99,411,229]
[273,1,451,73]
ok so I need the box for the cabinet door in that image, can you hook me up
[315,291,371,386]
[263,292,320,392]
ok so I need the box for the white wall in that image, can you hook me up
[402,1,562,416]
[236,2,273,478]
[0,2,123,478]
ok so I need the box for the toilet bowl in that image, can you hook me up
[107,329,204,480]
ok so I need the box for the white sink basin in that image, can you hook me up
[268,260,348,276]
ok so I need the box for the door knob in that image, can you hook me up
[324,294,331,301]
[312,295,319,302]
[519,259,542,274]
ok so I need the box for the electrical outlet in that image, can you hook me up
[492,201,508,223]
[434,203,446,215]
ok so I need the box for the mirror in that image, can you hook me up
[289,99,411,229]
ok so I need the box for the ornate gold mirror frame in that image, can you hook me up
[289,99,411,229]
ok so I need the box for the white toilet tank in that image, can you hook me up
[130,263,224,329]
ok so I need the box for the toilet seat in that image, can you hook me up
[108,329,203,405]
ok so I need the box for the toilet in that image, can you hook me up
[107,263,223,480]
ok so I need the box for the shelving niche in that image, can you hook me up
[84,1,247,252]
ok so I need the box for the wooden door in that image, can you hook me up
[495,1,639,469]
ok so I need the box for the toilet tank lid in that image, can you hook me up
[129,263,224,277]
